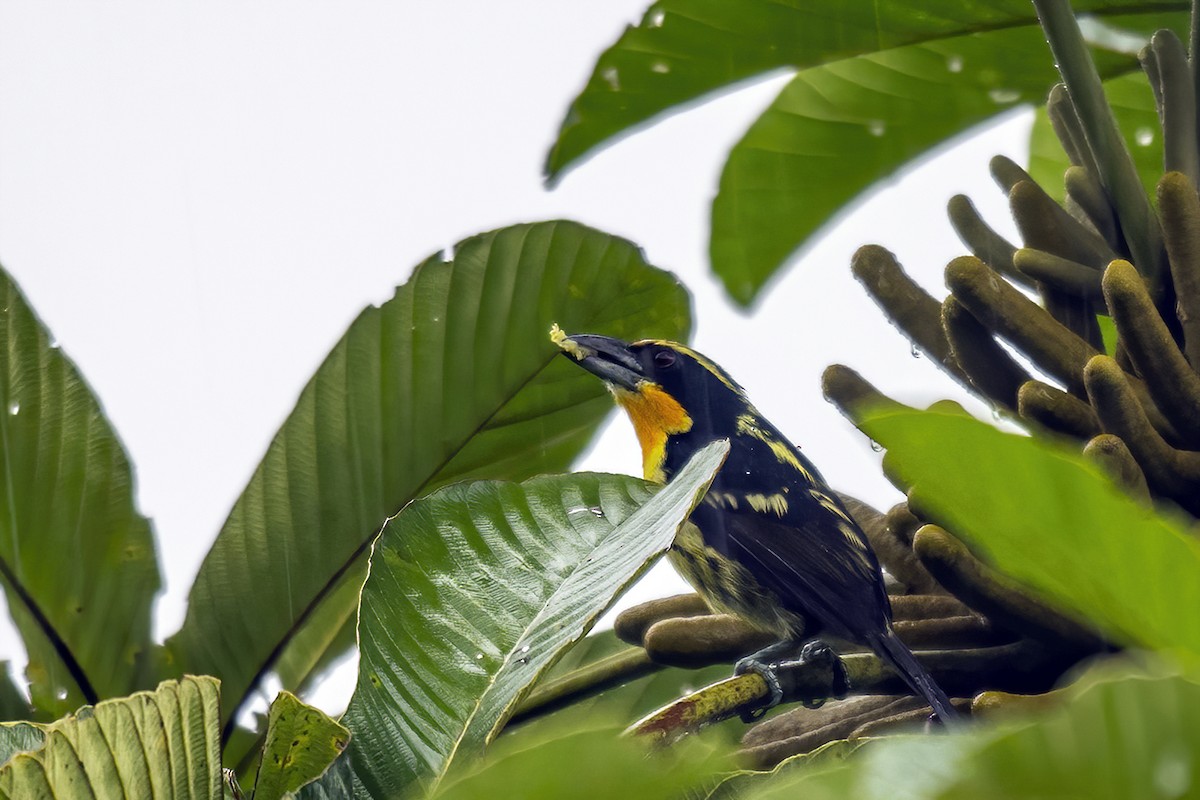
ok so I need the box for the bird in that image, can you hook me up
[551,326,959,722]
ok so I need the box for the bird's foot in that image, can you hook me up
[793,640,850,701]
[734,640,797,722]
[734,639,850,721]
[733,658,783,722]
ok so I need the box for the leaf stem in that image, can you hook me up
[508,647,660,726]
[0,555,97,705]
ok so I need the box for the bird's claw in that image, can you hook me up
[734,655,785,722]
[734,640,851,721]
[796,640,850,698]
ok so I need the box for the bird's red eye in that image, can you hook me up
[653,350,677,368]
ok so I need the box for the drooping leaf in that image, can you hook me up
[861,409,1200,663]
[0,676,222,800]
[1029,69,1163,202]
[165,221,691,730]
[736,660,1200,800]
[334,441,727,799]
[710,28,1134,304]
[550,0,1127,179]
[548,1,1188,306]
[0,265,160,717]
[252,691,349,800]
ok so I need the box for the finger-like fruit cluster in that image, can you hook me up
[607,13,1200,766]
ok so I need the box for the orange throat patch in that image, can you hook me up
[613,384,693,482]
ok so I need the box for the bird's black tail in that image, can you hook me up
[867,627,960,723]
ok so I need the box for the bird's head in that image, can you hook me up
[551,325,745,480]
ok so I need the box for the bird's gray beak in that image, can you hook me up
[552,329,645,391]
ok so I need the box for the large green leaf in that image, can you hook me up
[0,266,160,717]
[861,409,1200,663]
[738,661,1200,799]
[336,441,727,799]
[548,1,1188,306]
[710,27,1124,304]
[0,676,222,800]
[1029,69,1163,202]
[165,221,691,729]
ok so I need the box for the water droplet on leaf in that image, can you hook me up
[946,54,963,73]
[601,67,620,91]
[867,119,886,137]
[988,88,1021,104]
[1135,127,1155,146]
[1153,744,1192,797]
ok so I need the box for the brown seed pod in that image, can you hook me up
[911,524,1107,652]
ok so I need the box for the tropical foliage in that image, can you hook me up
[0,0,1196,798]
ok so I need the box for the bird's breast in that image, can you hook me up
[668,521,805,639]
[613,384,693,482]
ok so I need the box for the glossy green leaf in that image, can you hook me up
[1029,69,1163,203]
[0,265,160,717]
[861,409,1200,663]
[165,221,691,729]
[252,691,349,800]
[0,676,222,800]
[711,28,1120,304]
[548,0,1174,179]
[549,1,1188,305]
[336,441,727,798]
[737,661,1200,800]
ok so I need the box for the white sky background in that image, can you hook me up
[0,2,1029,714]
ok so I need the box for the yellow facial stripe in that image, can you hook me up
[613,383,693,482]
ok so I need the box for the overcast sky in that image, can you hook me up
[0,2,1030,713]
